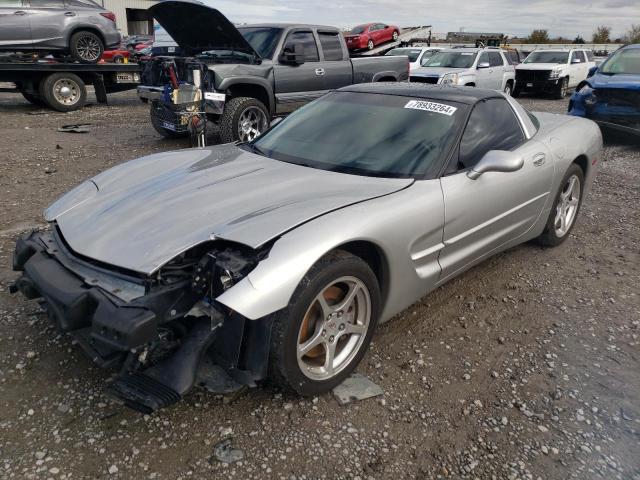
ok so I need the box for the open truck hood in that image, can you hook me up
[149,1,260,57]
[45,145,413,274]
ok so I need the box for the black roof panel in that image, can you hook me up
[339,83,503,105]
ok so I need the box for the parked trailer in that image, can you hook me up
[0,62,141,112]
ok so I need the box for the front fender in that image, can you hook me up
[217,76,276,116]
[216,180,446,323]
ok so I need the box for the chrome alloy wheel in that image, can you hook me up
[76,35,101,62]
[237,106,268,142]
[554,174,581,238]
[297,277,371,381]
[52,78,81,106]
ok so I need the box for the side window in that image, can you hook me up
[29,0,64,6]
[459,99,525,170]
[571,51,586,63]
[318,32,344,61]
[488,52,504,66]
[585,50,595,61]
[283,31,319,62]
[478,52,490,66]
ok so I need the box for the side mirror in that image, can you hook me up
[467,150,524,180]
[279,43,305,65]
[270,117,284,128]
[477,61,490,69]
[587,66,598,77]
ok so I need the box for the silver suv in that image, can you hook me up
[410,47,517,95]
[0,0,121,63]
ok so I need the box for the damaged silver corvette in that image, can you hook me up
[11,84,602,413]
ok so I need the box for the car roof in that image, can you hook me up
[240,23,339,31]
[338,83,503,105]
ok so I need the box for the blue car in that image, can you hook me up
[568,44,640,136]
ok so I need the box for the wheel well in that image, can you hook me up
[68,27,105,47]
[226,84,271,114]
[464,82,476,87]
[573,154,589,177]
[506,79,514,86]
[336,241,389,305]
[377,76,396,82]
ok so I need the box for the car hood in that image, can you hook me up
[516,63,564,71]
[148,1,260,57]
[410,67,468,77]
[589,72,640,89]
[46,145,413,274]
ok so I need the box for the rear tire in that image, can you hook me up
[392,31,399,41]
[69,31,104,64]
[367,39,374,50]
[219,96,269,144]
[39,73,86,112]
[268,250,381,396]
[537,164,584,247]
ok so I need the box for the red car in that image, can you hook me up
[344,23,400,51]
[100,49,130,63]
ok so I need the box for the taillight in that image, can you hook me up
[100,11,116,22]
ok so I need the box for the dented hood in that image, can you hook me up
[46,145,412,274]
[149,1,259,57]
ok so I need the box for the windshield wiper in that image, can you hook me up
[242,143,267,157]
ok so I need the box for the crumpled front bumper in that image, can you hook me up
[569,92,640,136]
[11,230,159,367]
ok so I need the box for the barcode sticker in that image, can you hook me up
[404,100,457,116]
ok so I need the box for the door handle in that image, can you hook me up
[533,153,546,167]
[315,68,325,76]
[13,10,27,15]
[64,11,76,16]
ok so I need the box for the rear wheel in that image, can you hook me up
[537,164,584,247]
[367,39,374,50]
[69,31,104,64]
[392,31,399,41]
[269,250,381,395]
[39,73,86,112]
[219,96,269,143]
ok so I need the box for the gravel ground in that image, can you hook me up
[0,90,639,480]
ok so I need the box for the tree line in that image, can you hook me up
[523,25,640,44]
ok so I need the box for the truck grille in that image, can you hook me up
[596,89,640,108]
[410,76,439,84]
[150,100,203,133]
[516,70,551,84]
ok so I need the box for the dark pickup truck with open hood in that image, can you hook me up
[137,1,409,143]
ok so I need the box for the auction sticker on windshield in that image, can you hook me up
[404,100,457,116]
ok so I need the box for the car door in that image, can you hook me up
[488,51,506,89]
[474,52,494,88]
[26,0,66,48]
[273,29,326,114]
[0,0,31,46]
[568,50,587,87]
[317,30,352,90]
[438,98,553,282]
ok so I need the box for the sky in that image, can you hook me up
[204,0,640,40]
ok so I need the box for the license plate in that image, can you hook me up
[526,82,533,87]
[162,121,177,131]
[115,73,139,83]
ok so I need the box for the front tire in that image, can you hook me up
[555,77,569,100]
[69,31,104,64]
[503,82,513,96]
[367,39,374,50]
[39,73,86,112]
[219,96,269,143]
[392,31,399,41]
[268,250,381,396]
[537,164,584,247]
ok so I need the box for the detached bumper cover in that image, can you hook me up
[12,231,158,365]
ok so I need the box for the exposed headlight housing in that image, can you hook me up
[440,73,459,86]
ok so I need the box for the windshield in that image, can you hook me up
[238,27,283,59]
[524,51,569,64]
[419,50,439,65]
[423,51,477,69]
[248,91,464,178]
[386,48,422,62]
[350,25,367,34]
[600,48,640,74]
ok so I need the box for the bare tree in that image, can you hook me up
[592,26,611,43]
[623,24,640,44]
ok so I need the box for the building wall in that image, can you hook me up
[99,0,158,37]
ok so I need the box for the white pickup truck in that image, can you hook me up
[514,48,596,99]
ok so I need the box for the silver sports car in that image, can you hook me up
[11,84,602,412]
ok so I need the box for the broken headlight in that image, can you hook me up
[191,248,258,297]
